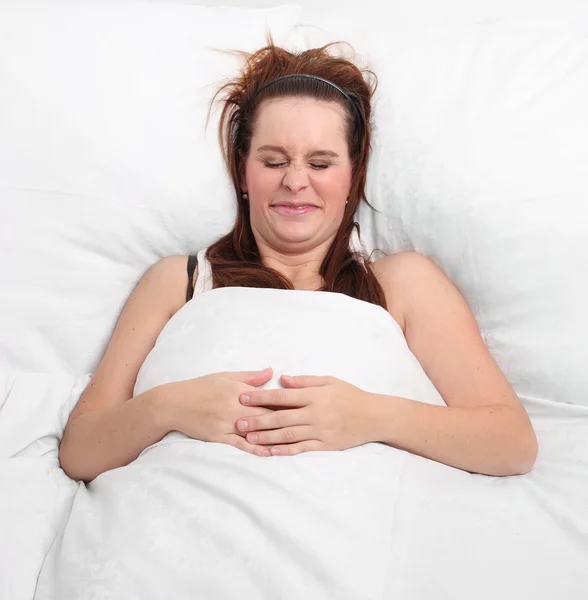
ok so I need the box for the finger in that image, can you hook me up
[236,408,306,433]
[268,440,322,457]
[280,374,334,388]
[246,425,313,446]
[232,409,274,437]
[240,387,306,408]
[224,367,273,386]
[231,406,279,437]
[226,434,272,458]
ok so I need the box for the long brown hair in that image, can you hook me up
[206,37,387,310]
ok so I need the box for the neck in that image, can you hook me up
[256,240,330,291]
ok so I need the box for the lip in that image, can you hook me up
[270,204,319,216]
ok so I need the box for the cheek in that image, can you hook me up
[315,169,352,202]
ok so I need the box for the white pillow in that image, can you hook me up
[285,18,588,407]
[362,21,588,407]
[0,0,301,374]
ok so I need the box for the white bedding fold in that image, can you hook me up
[0,373,86,600]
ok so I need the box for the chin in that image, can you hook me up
[273,226,316,243]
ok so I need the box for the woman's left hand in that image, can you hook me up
[234,374,378,456]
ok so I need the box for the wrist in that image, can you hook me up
[144,384,175,436]
[363,392,399,444]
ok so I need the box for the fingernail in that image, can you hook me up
[248,433,258,442]
[237,420,248,431]
[241,395,250,404]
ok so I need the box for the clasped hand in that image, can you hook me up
[235,373,374,457]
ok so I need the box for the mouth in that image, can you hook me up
[270,203,319,216]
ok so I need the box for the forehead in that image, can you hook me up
[252,96,349,151]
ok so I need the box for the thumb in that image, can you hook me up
[224,367,273,386]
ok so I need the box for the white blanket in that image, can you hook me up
[5,288,587,599]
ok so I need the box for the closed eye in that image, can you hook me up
[263,162,329,170]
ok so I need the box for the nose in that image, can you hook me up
[282,163,309,195]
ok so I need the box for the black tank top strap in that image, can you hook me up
[186,254,198,303]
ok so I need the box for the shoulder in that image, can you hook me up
[371,251,451,289]
[369,251,453,333]
[149,254,198,317]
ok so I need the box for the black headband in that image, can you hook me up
[253,74,364,139]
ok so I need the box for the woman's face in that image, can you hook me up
[242,96,353,252]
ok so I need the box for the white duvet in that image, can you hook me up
[2,288,587,599]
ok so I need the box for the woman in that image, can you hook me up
[58,41,537,483]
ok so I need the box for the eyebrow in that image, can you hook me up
[256,145,339,158]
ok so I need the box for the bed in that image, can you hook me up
[1,1,587,598]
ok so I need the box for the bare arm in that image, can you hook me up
[369,252,537,476]
[368,395,536,476]
[59,255,189,483]
[59,385,169,483]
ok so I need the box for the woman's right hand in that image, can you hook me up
[157,368,276,457]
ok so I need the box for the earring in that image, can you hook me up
[243,192,248,200]
[345,199,349,205]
